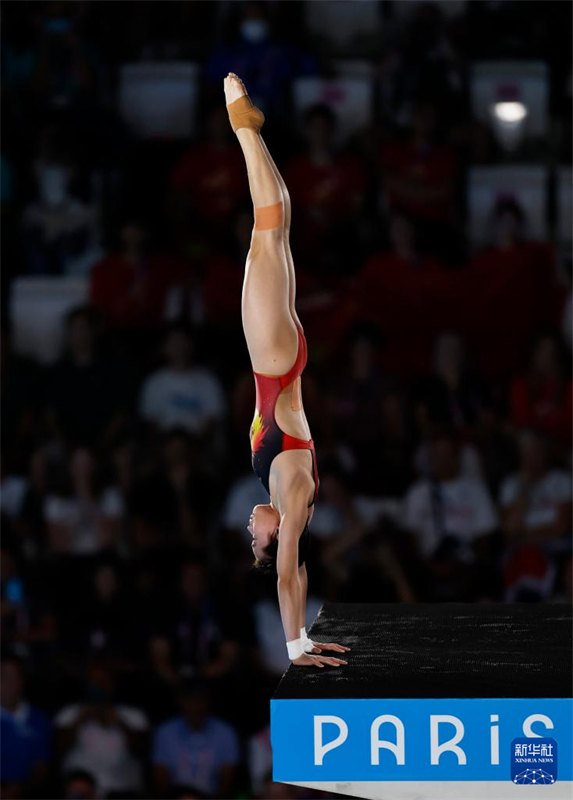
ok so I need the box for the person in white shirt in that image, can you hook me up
[56,662,148,798]
[44,449,124,555]
[403,431,498,599]
[500,429,571,550]
[139,324,226,435]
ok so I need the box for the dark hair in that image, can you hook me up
[304,102,337,128]
[65,304,101,331]
[489,197,526,245]
[253,536,279,572]
[493,197,525,224]
[64,769,96,788]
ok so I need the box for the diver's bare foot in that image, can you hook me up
[224,72,264,133]
[224,72,247,106]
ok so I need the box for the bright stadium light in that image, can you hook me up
[493,101,528,123]
[490,96,528,152]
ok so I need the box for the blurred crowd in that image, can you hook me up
[1,1,572,799]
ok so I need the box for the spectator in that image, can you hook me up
[170,106,248,237]
[284,103,366,273]
[204,1,317,120]
[63,768,98,800]
[248,723,272,798]
[139,324,226,437]
[56,661,148,798]
[125,635,180,726]
[192,206,251,327]
[7,444,52,559]
[1,547,28,640]
[500,430,571,549]
[1,546,57,657]
[0,655,51,799]
[1,6,38,96]
[81,562,139,661]
[402,431,499,600]
[372,388,416,497]
[309,466,365,580]
[0,460,28,525]
[0,330,44,459]
[155,557,240,681]
[46,305,130,448]
[128,429,220,548]
[44,448,124,555]
[152,680,239,799]
[168,204,312,335]
[413,331,489,434]
[412,332,486,480]
[471,201,560,364]
[35,3,99,109]
[380,102,457,225]
[327,325,415,496]
[510,333,572,445]
[23,155,98,275]
[378,2,463,128]
[90,219,188,333]
[357,212,445,284]
[327,323,389,450]
[474,200,558,289]
[502,542,557,603]
[343,524,417,603]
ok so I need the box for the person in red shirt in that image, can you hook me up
[358,212,444,284]
[198,207,252,327]
[380,102,457,223]
[283,103,366,274]
[510,333,572,447]
[89,220,187,332]
[351,212,446,372]
[470,200,562,373]
[170,105,248,238]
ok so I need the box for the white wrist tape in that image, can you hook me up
[301,626,314,653]
[286,637,304,660]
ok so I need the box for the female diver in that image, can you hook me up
[224,73,349,668]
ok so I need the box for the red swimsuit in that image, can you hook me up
[250,325,319,504]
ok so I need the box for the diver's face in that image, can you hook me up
[248,504,279,562]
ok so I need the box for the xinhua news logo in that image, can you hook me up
[511,738,558,785]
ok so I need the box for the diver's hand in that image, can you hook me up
[292,653,348,668]
[309,640,351,654]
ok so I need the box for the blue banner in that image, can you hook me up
[271,697,572,783]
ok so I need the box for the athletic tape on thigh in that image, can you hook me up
[254,202,284,231]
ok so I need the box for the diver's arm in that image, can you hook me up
[277,501,348,668]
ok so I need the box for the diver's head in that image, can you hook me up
[248,503,280,567]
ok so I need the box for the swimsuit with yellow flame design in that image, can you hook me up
[250,325,319,502]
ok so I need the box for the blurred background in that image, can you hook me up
[1,1,572,798]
